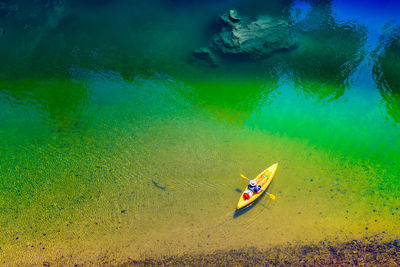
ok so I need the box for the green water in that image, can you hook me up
[1,0,400,264]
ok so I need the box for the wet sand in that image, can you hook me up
[124,236,400,266]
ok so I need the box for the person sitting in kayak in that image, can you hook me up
[248,179,261,192]
[243,180,261,200]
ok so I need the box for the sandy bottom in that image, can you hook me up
[1,78,399,266]
[1,117,399,266]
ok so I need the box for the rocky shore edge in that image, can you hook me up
[123,237,400,266]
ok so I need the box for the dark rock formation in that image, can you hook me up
[193,10,295,65]
[192,47,218,66]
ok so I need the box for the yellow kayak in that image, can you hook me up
[237,163,278,210]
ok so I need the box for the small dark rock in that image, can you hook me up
[121,210,127,214]
[219,10,241,27]
[328,245,337,255]
[302,245,314,254]
[229,10,240,22]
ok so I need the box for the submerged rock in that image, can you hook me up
[192,47,218,66]
[219,9,241,27]
[212,15,295,59]
[193,10,295,64]
[229,10,240,22]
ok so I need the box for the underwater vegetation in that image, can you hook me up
[373,27,400,123]
[3,0,394,124]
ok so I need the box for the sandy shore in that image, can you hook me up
[123,237,400,266]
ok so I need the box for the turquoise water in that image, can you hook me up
[1,0,400,264]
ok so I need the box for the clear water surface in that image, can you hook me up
[0,0,399,264]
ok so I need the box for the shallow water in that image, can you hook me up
[0,0,400,264]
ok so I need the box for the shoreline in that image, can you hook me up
[123,237,400,266]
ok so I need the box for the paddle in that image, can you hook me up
[240,174,276,200]
[240,174,249,180]
[267,192,276,200]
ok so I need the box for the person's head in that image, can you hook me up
[249,180,257,187]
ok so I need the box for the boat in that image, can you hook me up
[237,163,278,210]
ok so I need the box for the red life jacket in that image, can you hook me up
[243,190,253,200]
